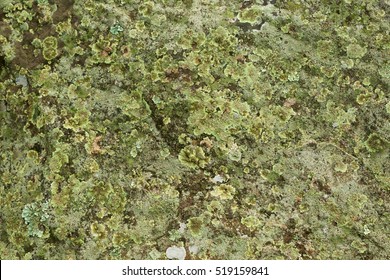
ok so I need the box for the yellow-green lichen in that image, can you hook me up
[178,145,210,169]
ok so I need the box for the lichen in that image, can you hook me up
[1,0,389,261]
[365,133,389,153]
[346,43,367,59]
[210,184,236,200]
[178,145,210,169]
[22,201,50,238]
[187,217,203,236]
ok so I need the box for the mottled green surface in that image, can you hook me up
[0,0,389,260]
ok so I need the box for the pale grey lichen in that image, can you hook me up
[166,246,186,260]
[15,75,28,87]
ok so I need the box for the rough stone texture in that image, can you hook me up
[0,0,389,260]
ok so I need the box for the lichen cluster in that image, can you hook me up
[1,0,389,260]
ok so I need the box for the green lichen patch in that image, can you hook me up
[42,36,58,49]
[238,6,263,24]
[22,201,50,238]
[365,133,389,153]
[346,43,367,59]
[210,184,236,200]
[187,217,203,236]
[42,47,58,60]
[178,145,210,169]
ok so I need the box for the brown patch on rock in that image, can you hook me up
[53,0,74,23]
[0,21,12,38]
[92,136,103,154]
[312,179,332,195]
